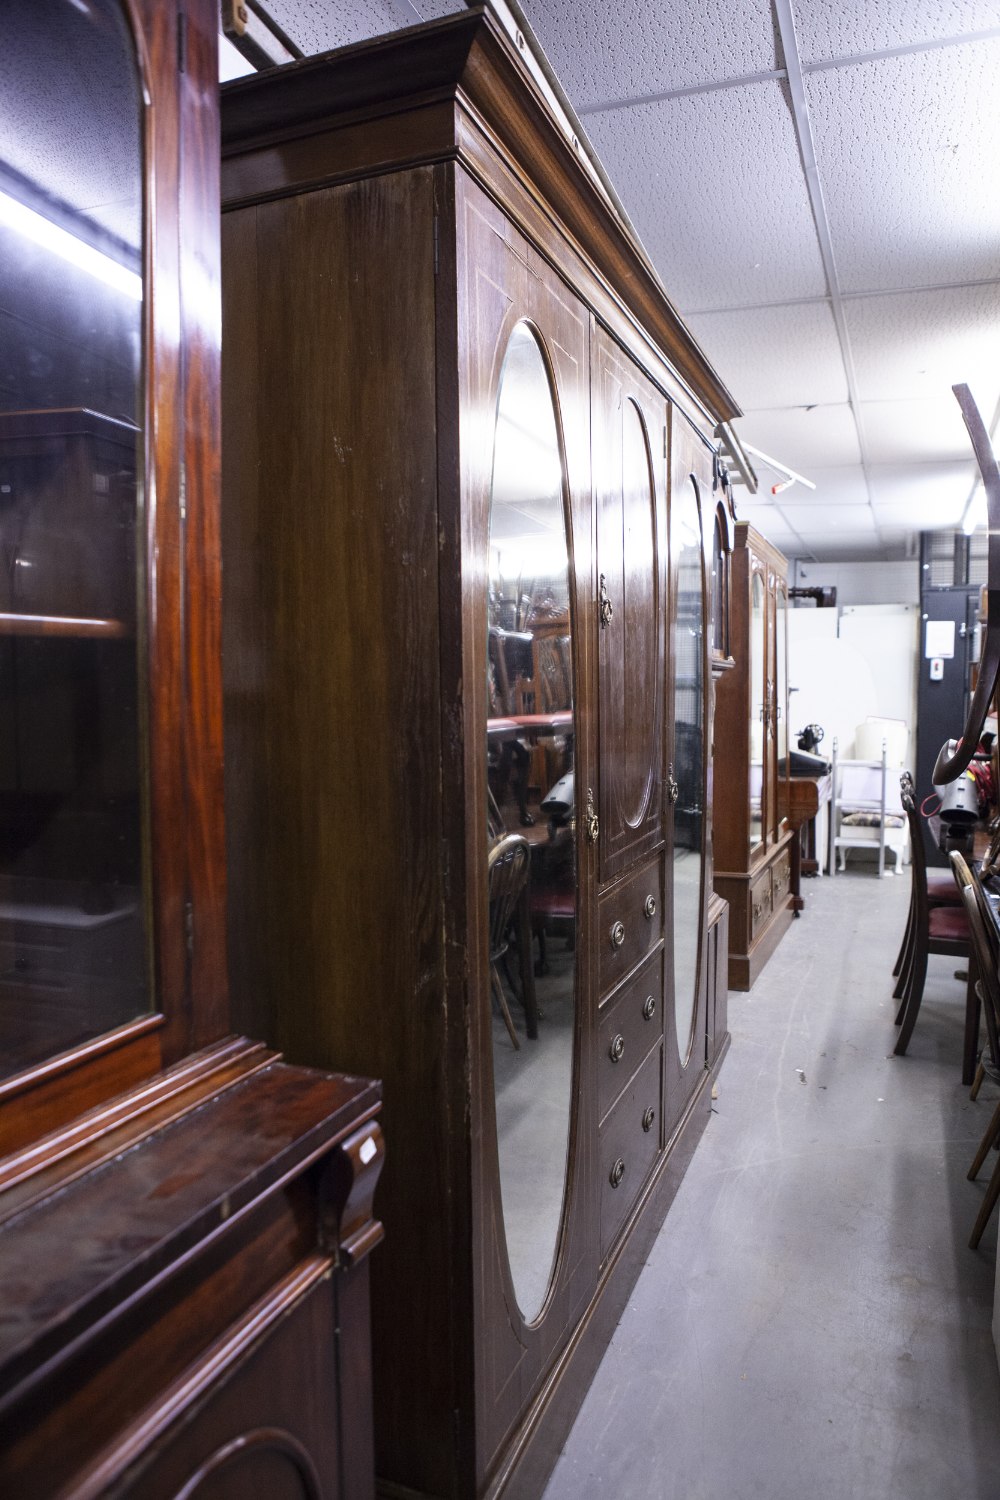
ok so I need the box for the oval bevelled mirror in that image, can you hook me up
[0,0,150,1081]
[485,322,576,1324]
[671,478,705,1060]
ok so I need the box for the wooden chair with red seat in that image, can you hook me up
[951,850,1000,1099]
[894,782,978,1082]
[891,772,963,1001]
[951,858,1000,1247]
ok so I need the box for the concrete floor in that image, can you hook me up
[543,867,1000,1500]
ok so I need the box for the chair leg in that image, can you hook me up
[515,890,539,1040]
[969,1150,1000,1249]
[892,910,915,1004]
[963,962,981,1088]
[968,1099,1000,1181]
[892,898,913,978]
[491,966,520,1051]
[894,945,928,1056]
[971,1060,986,1101]
[894,925,919,1023]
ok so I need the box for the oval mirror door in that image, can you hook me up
[485,322,576,1323]
[671,479,705,1059]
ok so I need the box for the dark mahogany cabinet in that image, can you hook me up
[713,522,794,989]
[0,4,382,1496]
[221,11,734,1498]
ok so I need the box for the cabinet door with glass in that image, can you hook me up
[593,325,667,885]
[0,0,225,1150]
[772,577,790,843]
[748,556,768,861]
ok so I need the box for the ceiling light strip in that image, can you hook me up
[770,0,883,547]
[577,69,787,118]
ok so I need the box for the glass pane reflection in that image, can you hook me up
[672,479,704,1060]
[486,323,575,1324]
[0,0,149,1080]
[749,574,765,851]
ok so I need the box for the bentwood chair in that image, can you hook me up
[953,866,1000,1247]
[487,833,535,1050]
[894,783,976,1082]
[891,772,962,998]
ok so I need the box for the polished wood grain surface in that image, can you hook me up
[2,9,384,1500]
[713,524,795,989]
[220,13,732,1496]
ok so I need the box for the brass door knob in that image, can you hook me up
[644,894,657,919]
[610,921,626,949]
[642,1107,655,1133]
[609,1033,625,1063]
[642,994,656,1021]
[609,1158,626,1189]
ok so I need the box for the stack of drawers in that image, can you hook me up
[596,859,665,1258]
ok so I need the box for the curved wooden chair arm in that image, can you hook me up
[933,383,1000,785]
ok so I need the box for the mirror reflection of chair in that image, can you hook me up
[487,832,536,1050]
[828,738,908,877]
[950,855,1000,1247]
[894,781,976,1082]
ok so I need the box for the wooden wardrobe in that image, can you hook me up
[221,10,735,1497]
[0,5,382,1496]
[713,522,794,989]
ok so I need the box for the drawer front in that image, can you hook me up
[749,867,772,941]
[599,1044,662,1258]
[772,849,791,910]
[598,859,664,994]
[598,951,663,1124]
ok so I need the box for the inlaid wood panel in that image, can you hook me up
[593,325,667,884]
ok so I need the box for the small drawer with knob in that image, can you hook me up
[599,1043,662,1258]
[598,859,664,994]
[597,951,664,1124]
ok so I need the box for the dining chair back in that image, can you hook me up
[894,782,976,1082]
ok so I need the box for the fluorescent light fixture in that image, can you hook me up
[0,188,141,301]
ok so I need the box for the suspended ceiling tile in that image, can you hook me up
[220,34,255,80]
[869,462,974,525]
[845,284,1000,409]
[584,82,825,313]
[262,0,412,52]
[775,465,868,507]
[805,40,1000,292]
[795,0,1000,65]
[686,301,845,409]
[521,0,777,111]
[780,502,876,534]
[737,404,860,473]
[860,397,985,464]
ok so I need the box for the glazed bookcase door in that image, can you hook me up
[593,324,667,885]
[457,179,595,1477]
[774,579,790,839]
[748,560,767,863]
[0,0,226,1153]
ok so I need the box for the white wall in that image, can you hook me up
[790,559,919,607]
[786,603,919,764]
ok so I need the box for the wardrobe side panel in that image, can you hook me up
[221,169,459,1497]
